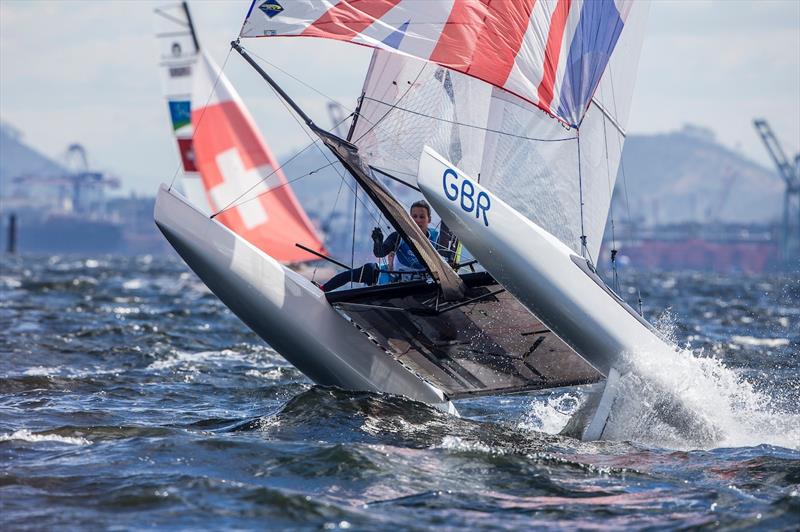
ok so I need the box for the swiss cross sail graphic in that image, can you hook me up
[191,51,325,263]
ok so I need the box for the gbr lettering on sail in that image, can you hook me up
[442,169,491,227]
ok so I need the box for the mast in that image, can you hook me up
[181,1,200,53]
[230,41,465,300]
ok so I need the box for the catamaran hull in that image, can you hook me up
[153,185,456,413]
[417,147,671,380]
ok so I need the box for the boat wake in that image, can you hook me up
[541,311,800,451]
[600,342,799,451]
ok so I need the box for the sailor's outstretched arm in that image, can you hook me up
[373,231,400,257]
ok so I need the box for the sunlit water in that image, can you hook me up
[1,255,798,529]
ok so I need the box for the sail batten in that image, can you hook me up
[240,0,638,127]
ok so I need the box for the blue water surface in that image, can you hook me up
[1,255,798,529]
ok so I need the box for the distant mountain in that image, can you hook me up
[614,125,784,225]
[0,122,64,197]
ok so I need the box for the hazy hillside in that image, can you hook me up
[615,125,784,225]
[281,124,786,233]
[0,122,64,197]
[1,119,784,228]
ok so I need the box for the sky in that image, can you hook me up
[0,0,798,195]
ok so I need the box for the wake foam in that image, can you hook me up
[525,311,799,451]
[0,429,91,446]
[601,342,799,451]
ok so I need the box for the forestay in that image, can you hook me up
[240,0,637,128]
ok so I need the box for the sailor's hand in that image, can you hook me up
[371,227,383,243]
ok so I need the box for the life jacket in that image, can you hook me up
[395,227,439,273]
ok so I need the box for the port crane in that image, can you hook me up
[753,119,800,265]
[11,143,119,215]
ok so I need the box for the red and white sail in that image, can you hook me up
[190,51,326,262]
[241,0,636,128]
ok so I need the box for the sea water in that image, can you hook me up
[1,255,798,529]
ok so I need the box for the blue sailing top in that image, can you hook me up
[373,228,439,272]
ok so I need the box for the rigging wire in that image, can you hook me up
[576,130,589,261]
[313,175,347,282]
[350,183,357,286]
[210,139,324,218]
[168,46,234,191]
[608,67,644,316]
[246,47,360,117]
[601,100,621,293]
[359,97,578,144]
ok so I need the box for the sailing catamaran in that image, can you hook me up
[154,0,671,439]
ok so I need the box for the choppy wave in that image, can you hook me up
[1,429,91,446]
[1,256,797,529]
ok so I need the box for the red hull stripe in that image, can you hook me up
[537,0,571,109]
[302,0,403,40]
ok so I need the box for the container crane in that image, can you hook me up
[753,119,800,265]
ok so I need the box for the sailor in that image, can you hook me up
[320,200,439,292]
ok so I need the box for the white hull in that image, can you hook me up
[154,185,456,413]
[418,147,671,379]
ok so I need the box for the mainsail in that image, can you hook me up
[156,2,326,263]
[332,1,647,262]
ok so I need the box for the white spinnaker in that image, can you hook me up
[154,2,211,213]
[350,50,491,188]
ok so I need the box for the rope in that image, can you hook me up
[350,183,357,286]
[609,68,643,314]
[313,175,347,283]
[210,140,323,218]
